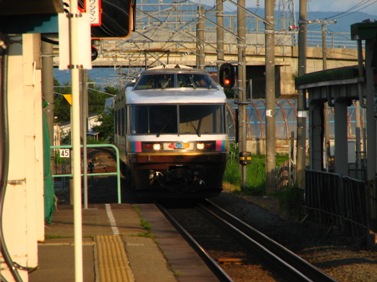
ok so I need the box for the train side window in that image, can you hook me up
[124,107,128,135]
[121,108,125,136]
[130,106,149,134]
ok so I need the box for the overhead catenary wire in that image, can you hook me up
[306,0,377,33]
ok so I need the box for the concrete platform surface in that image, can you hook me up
[29,203,218,282]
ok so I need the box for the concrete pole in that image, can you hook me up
[42,41,54,145]
[69,0,84,281]
[238,0,247,188]
[216,0,224,75]
[365,39,377,230]
[196,5,205,69]
[265,0,276,194]
[297,0,307,189]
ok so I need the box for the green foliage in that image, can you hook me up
[54,79,71,123]
[91,108,115,143]
[223,145,289,196]
[223,143,240,184]
[54,78,120,145]
[244,155,266,195]
[53,78,117,123]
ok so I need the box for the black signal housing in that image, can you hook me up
[219,63,235,88]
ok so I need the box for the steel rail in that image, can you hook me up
[157,203,234,282]
[200,199,337,282]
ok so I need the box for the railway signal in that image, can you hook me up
[219,63,235,88]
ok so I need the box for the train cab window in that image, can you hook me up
[134,75,154,89]
[134,74,174,90]
[177,74,217,89]
[179,105,225,135]
[149,106,177,135]
[130,105,178,135]
[130,104,224,135]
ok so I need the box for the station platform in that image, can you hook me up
[29,203,218,282]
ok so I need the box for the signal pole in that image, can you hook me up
[265,0,276,194]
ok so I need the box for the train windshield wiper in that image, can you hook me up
[189,76,196,89]
[161,77,171,89]
[191,122,201,137]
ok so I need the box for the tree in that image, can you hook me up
[54,77,120,143]
[53,78,71,123]
[91,108,114,143]
[90,86,120,143]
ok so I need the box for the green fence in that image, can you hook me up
[51,144,122,204]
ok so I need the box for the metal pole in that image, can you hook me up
[237,0,247,188]
[265,0,276,194]
[81,69,89,209]
[216,0,224,75]
[69,1,84,281]
[296,0,307,189]
[322,22,330,170]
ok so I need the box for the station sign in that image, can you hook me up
[84,0,102,26]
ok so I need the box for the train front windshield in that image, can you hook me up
[133,73,219,89]
[130,104,225,135]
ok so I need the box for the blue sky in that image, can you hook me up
[192,0,377,16]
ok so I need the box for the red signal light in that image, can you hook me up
[219,63,235,88]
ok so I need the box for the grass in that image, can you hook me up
[223,143,289,195]
[223,146,304,218]
[131,204,155,238]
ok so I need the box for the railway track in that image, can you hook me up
[158,199,337,282]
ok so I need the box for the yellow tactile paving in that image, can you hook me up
[96,235,134,282]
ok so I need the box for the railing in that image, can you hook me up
[305,170,368,244]
[51,144,122,204]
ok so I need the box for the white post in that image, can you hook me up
[69,0,83,281]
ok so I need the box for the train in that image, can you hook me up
[114,65,229,198]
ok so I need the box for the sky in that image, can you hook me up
[192,0,377,16]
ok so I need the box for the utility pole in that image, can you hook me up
[265,0,276,194]
[296,0,307,189]
[319,20,336,170]
[196,5,205,69]
[216,0,224,75]
[237,0,247,188]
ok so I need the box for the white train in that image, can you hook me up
[114,65,228,198]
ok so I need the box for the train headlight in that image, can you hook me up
[153,143,162,151]
[196,142,205,150]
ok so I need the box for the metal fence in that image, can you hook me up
[305,170,368,244]
[51,144,122,204]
